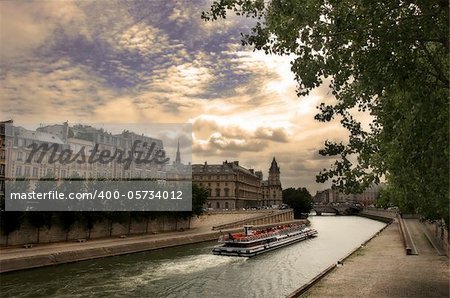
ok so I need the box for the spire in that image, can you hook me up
[175,139,181,165]
[269,156,280,173]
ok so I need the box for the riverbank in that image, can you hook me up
[295,219,449,297]
[0,219,306,273]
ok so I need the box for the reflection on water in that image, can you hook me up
[0,216,386,298]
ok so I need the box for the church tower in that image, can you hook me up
[175,139,181,166]
[268,157,281,186]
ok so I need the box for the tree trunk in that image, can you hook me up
[128,214,132,235]
[162,216,165,231]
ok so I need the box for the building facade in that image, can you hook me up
[4,122,168,181]
[261,157,282,207]
[0,120,13,210]
[314,183,385,206]
[192,158,283,210]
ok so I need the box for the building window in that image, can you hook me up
[215,188,221,197]
[216,202,220,209]
[32,167,38,177]
[224,188,229,197]
[15,166,22,176]
[216,175,220,180]
[225,202,229,209]
[24,167,30,177]
[216,183,219,187]
[17,151,23,161]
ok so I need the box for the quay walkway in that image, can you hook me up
[297,219,449,297]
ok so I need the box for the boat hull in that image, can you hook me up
[212,231,317,257]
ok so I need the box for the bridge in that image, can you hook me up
[312,204,363,215]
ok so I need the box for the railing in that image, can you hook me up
[212,209,293,230]
[220,224,307,243]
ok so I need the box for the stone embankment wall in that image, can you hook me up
[1,216,189,247]
[358,208,397,223]
[1,211,263,247]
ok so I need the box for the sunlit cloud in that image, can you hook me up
[0,0,363,193]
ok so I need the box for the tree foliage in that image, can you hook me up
[192,183,209,216]
[202,0,449,223]
[282,187,313,218]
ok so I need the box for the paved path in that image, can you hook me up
[302,220,449,298]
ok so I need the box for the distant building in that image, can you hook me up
[4,122,168,180]
[192,160,261,210]
[5,125,68,180]
[261,157,282,207]
[192,158,283,210]
[0,120,13,209]
[164,139,191,181]
[314,188,337,204]
[314,183,385,206]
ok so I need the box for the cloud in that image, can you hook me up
[254,127,290,143]
[0,2,90,60]
[0,1,374,194]
[113,23,170,57]
[0,58,114,122]
[193,132,267,156]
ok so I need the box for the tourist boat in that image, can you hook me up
[212,224,318,257]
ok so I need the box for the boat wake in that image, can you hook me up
[120,254,246,289]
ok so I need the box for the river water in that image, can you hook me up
[0,216,386,298]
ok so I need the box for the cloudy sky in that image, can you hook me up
[0,0,351,193]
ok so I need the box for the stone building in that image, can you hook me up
[4,122,167,181]
[192,158,283,210]
[261,157,282,207]
[164,140,192,181]
[5,125,69,180]
[314,183,385,206]
[0,120,13,209]
[192,161,262,210]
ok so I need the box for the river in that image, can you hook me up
[0,216,386,298]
